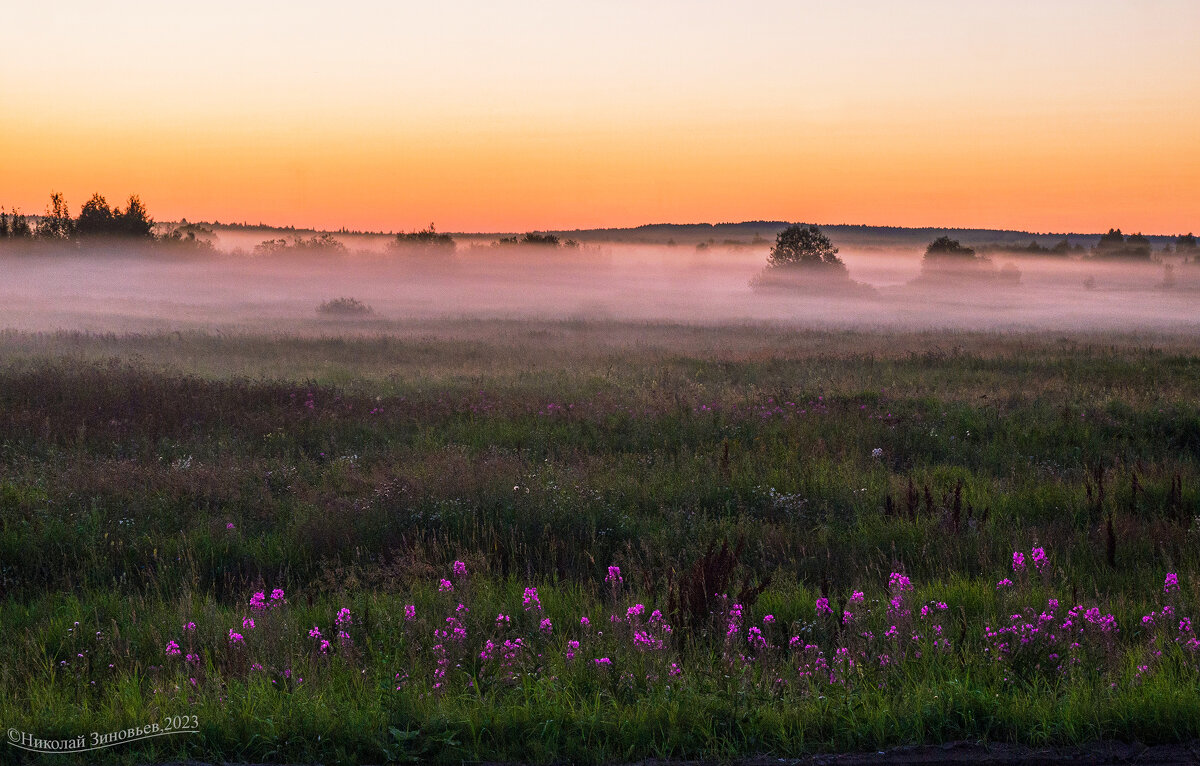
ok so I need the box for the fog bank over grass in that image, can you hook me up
[1,242,1197,335]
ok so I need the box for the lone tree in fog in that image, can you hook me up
[923,236,976,259]
[766,224,844,270]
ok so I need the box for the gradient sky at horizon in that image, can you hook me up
[3,1,1199,234]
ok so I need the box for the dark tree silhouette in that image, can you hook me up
[9,209,32,238]
[1176,233,1197,251]
[39,192,75,240]
[766,224,843,269]
[924,236,976,259]
[118,195,154,238]
[76,193,118,236]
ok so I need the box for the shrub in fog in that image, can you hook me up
[316,297,373,316]
[254,233,346,257]
[388,224,456,256]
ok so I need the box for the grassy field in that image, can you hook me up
[1,322,1198,764]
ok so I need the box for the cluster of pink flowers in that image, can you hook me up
[155,561,1194,700]
[248,588,285,613]
[522,587,542,612]
[1165,573,1179,594]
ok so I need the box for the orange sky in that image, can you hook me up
[3,2,1199,234]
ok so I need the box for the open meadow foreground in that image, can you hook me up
[1,320,1199,764]
[5,1,1200,763]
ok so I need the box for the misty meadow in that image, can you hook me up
[6,2,1200,764]
[2,199,1200,764]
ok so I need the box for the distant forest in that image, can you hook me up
[2,192,1195,260]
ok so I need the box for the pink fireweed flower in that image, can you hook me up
[1012,552,1026,572]
[335,608,352,627]
[605,565,623,585]
[249,592,267,611]
[165,640,181,657]
[452,560,467,577]
[626,604,645,620]
[1030,547,1048,572]
[523,587,542,611]
[438,579,453,593]
[479,640,496,660]
[889,573,913,593]
[308,626,322,639]
[580,616,590,627]
[566,640,580,660]
[185,653,199,665]
[183,621,196,632]
[319,639,330,654]
[726,604,743,638]
[496,613,511,627]
[404,604,416,621]
[815,597,834,616]
[763,614,775,624]
[594,657,612,666]
[225,522,235,530]
[1165,573,1179,594]
[540,618,553,635]
[747,626,767,650]
[242,617,256,630]
[271,588,285,601]
[337,629,351,646]
[669,662,683,677]
[996,578,1013,589]
[228,629,245,646]
[850,591,865,603]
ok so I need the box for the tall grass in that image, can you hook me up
[1,326,1197,763]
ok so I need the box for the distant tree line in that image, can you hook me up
[971,230,1197,261]
[0,192,156,242]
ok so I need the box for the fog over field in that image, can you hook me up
[1,241,1197,334]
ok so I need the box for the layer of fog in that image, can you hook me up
[1,240,1198,335]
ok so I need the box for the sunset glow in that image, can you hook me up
[4,1,1199,232]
